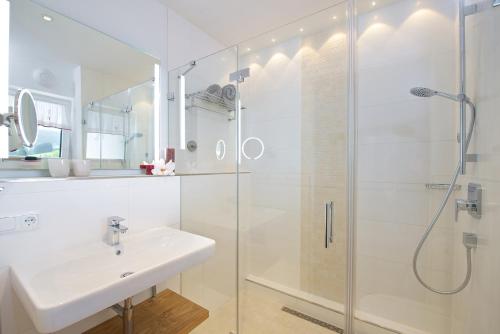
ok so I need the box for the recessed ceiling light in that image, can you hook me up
[246,47,251,51]
[42,15,53,22]
[332,15,337,20]
[372,1,377,6]
[271,38,277,43]
[299,28,304,32]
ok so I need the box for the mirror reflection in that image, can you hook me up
[4,0,159,169]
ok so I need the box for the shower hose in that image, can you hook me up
[412,100,476,295]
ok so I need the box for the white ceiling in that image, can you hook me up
[160,0,345,46]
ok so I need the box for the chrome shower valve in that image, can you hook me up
[455,183,482,221]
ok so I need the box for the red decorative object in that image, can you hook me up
[166,148,175,163]
[140,164,155,175]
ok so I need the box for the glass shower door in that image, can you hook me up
[237,2,349,333]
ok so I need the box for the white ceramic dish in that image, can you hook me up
[47,159,71,178]
[71,159,92,177]
[11,227,215,333]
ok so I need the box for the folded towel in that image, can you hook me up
[221,84,236,103]
[206,84,222,97]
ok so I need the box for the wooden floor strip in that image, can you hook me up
[85,289,209,334]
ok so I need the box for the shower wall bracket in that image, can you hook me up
[463,3,479,16]
[229,68,250,83]
[464,0,500,16]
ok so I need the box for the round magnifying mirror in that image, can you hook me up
[14,89,38,147]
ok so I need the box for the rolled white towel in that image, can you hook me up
[221,84,236,103]
[206,83,222,98]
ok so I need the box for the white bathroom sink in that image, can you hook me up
[10,227,215,333]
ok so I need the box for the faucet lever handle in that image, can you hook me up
[108,216,126,226]
[455,199,466,222]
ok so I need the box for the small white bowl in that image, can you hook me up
[71,159,92,177]
[47,159,71,178]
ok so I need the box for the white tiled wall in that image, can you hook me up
[0,176,180,334]
[450,2,500,333]
[356,0,459,333]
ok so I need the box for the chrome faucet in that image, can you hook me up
[107,216,128,246]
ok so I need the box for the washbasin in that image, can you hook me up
[10,226,215,333]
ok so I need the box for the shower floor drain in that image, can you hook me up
[281,306,344,333]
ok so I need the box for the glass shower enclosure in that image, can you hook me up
[167,0,500,333]
[83,80,155,169]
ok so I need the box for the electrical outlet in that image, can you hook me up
[0,213,39,233]
[16,214,39,231]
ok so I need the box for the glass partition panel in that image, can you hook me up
[237,3,349,333]
[168,47,239,334]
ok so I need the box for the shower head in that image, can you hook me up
[410,87,438,98]
[410,87,460,102]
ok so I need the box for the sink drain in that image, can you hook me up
[120,272,134,278]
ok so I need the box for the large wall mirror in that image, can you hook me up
[2,0,160,171]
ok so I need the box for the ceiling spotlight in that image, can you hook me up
[42,15,53,22]
[332,15,337,20]
[271,38,277,43]
[246,47,251,51]
[299,28,304,32]
[372,1,377,6]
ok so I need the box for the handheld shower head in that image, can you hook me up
[410,87,438,98]
[410,87,460,102]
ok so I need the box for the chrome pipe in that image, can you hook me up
[122,297,133,334]
[459,0,467,174]
[181,60,196,76]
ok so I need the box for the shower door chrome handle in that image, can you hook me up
[325,201,334,248]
